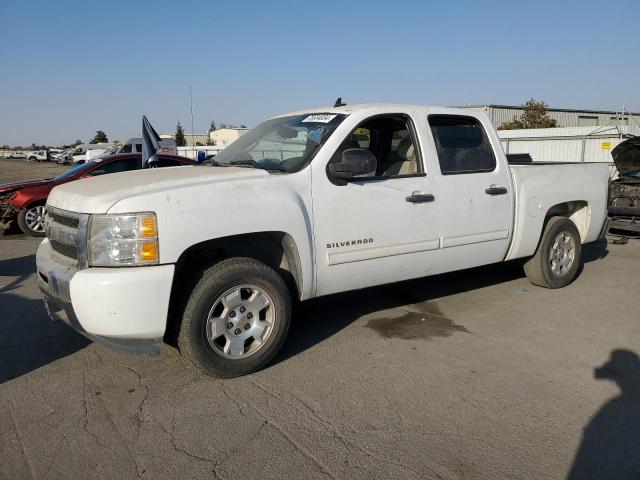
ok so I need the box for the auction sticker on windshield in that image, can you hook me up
[302,114,338,123]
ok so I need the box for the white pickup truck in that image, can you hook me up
[36,104,609,377]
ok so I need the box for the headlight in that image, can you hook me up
[89,213,159,266]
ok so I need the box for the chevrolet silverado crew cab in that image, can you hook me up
[36,104,610,377]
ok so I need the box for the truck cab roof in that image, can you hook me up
[273,103,477,119]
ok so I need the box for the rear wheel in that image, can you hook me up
[523,216,582,288]
[178,257,291,378]
[17,204,46,237]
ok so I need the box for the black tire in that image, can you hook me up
[17,204,46,237]
[178,257,291,378]
[523,216,582,288]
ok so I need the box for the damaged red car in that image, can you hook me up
[0,154,195,236]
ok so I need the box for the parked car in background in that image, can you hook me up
[47,148,64,162]
[69,144,112,164]
[116,137,143,154]
[86,138,178,161]
[608,136,640,233]
[0,153,195,236]
[10,151,27,159]
[115,137,178,156]
[56,148,76,164]
[27,150,48,162]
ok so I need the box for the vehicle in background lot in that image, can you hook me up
[47,148,64,162]
[69,144,111,164]
[115,137,178,156]
[10,151,27,159]
[55,148,74,164]
[27,150,48,162]
[608,136,640,234]
[115,137,143,154]
[1,153,195,236]
[37,103,610,378]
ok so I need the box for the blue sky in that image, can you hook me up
[1,0,639,146]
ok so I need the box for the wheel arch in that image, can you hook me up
[506,199,592,261]
[544,200,590,242]
[165,231,303,343]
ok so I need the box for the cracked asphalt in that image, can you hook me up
[1,161,640,479]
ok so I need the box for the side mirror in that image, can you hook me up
[329,148,377,184]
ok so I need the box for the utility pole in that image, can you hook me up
[189,85,195,142]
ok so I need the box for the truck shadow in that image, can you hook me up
[566,349,640,479]
[275,239,609,365]
[0,254,89,383]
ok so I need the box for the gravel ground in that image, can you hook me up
[1,160,639,479]
[0,158,68,184]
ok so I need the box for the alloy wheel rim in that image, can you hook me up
[25,206,46,233]
[205,284,275,359]
[549,231,575,276]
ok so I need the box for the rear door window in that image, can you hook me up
[428,115,496,174]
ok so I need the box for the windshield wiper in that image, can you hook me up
[211,159,288,172]
[229,160,258,168]
[262,165,288,172]
[211,159,257,168]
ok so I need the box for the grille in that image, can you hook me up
[49,240,78,260]
[46,207,87,267]
[49,211,79,228]
[50,240,78,259]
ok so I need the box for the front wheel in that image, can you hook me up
[178,257,292,378]
[523,216,582,288]
[17,204,46,237]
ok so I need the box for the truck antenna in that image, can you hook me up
[334,97,346,107]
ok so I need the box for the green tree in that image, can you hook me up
[90,130,108,144]
[499,99,559,130]
[208,120,217,133]
[175,122,186,146]
[71,139,82,148]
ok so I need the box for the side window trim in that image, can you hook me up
[352,172,426,183]
[427,114,497,175]
[327,113,425,183]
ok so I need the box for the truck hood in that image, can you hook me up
[47,166,270,213]
[611,137,640,176]
[0,178,52,195]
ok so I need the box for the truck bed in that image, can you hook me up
[505,162,610,261]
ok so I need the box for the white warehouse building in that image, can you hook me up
[209,127,249,147]
[461,104,640,128]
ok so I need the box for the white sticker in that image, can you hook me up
[302,114,338,123]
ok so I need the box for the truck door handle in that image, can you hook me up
[485,186,508,195]
[406,192,435,203]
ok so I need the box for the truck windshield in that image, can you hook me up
[211,113,346,173]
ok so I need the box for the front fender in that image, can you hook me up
[106,170,316,298]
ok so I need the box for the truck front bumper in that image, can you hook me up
[36,239,175,355]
